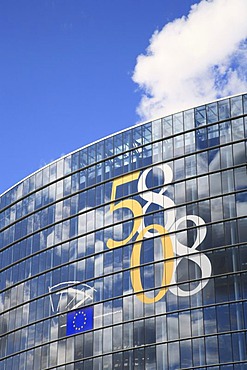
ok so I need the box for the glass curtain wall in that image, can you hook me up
[0,93,247,369]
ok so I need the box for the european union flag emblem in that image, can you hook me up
[66,307,94,336]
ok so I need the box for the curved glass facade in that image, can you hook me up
[1,93,247,369]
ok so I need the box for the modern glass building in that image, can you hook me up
[0,93,247,369]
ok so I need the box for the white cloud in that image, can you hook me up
[132,0,247,120]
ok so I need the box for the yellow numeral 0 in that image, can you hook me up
[130,224,174,303]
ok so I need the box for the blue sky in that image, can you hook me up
[0,0,246,194]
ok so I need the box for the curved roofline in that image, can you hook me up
[1,91,246,198]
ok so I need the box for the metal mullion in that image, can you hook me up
[2,291,247,355]
[2,244,247,326]
[1,134,246,236]
[1,130,246,234]
[2,326,246,369]
[1,209,247,298]
[0,111,246,215]
[1,161,247,258]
